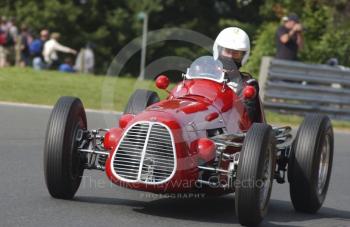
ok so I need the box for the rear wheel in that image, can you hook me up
[124,89,160,115]
[44,96,87,199]
[288,114,334,213]
[235,123,276,226]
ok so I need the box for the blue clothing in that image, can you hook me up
[29,39,44,57]
[33,57,46,70]
[58,64,75,73]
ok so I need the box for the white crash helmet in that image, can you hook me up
[213,27,250,66]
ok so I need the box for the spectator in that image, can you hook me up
[7,17,18,65]
[0,16,8,32]
[30,29,49,70]
[18,24,31,67]
[59,57,75,73]
[0,17,9,67]
[43,32,77,69]
[275,13,304,60]
[0,29,7,67]
[8,17,18,41]
[74,42,95,74]
[326,58,339,66]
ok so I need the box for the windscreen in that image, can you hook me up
[186,56,224,82]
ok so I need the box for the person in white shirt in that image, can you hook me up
[43,32,76,69]
[74,42,95,74]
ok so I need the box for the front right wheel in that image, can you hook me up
[124,89,160,115]
[288,114,334,213]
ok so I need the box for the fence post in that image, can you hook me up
[258,56,272,102]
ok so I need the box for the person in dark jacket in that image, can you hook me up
[19,24,32,67]
[275,13,304,60]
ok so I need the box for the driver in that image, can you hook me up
[213,27,261,122]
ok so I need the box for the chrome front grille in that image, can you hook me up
[112,122,176,184]
[112,123,149,180]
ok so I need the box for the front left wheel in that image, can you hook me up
[44,96,87,199]
[235,123,276,226]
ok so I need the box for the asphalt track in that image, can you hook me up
[0,103,349,227]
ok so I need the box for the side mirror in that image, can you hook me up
[156,75,170,90]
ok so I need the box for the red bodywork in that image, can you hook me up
[105,79,264,193]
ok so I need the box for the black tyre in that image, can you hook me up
[288,114,334,213]
[235,123,276,226]
[124,89,160,115]
[44,96,87,199]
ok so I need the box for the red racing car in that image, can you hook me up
[44,56,334,226]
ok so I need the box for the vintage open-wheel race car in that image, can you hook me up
[44,56,334,226]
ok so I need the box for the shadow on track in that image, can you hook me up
[73,195,350,226]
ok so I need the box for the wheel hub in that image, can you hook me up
[259,146,272,210]
[317,135,330,196]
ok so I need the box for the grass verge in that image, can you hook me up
[266,111,350,130]
[0,67,168,111]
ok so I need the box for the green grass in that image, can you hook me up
[266,110,350,130]
[1,67,350,130]
[0,67,169,111]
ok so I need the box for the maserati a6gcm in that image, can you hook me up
[44,56,334,226]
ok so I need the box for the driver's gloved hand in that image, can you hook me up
[227,80,239,93]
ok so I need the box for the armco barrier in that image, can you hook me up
[258,56,350,120]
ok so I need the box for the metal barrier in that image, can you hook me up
[258,56,350,120]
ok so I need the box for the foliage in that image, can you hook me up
[243,22,278,77]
